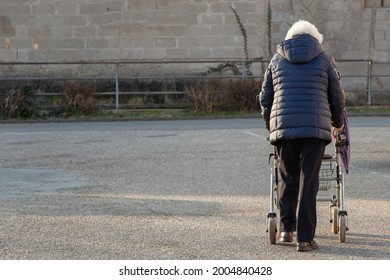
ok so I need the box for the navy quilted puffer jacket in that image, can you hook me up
[260,34,344,144]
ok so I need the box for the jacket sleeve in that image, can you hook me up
[327,57,345,129]
[260,64,274,131]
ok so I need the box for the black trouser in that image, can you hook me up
[276,139,326,242]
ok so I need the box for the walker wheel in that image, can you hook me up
[339,215,347,242]
[267,217,277,244]
[331,207,339,234]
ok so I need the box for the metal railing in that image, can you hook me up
[0,58,389,109]
[335,60,390,106]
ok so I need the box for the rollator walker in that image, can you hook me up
[266,130,349,244]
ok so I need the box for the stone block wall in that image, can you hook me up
[0,0,389,85]
[270,0,390,62]
[0,0,268,62]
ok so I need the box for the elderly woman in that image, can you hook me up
[260,20,345,252]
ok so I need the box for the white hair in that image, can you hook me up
[285,20,324,44]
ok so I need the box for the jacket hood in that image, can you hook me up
[277,34,325,64]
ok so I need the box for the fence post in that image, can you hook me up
[115,63,119,110]
[367,60,372,106]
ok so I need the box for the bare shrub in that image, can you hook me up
[371,92,390,106]
[62,82,99,114]
[185,78,262,113]
[185,79,216,113]
[0,87,37,118]
[221,79,262,113]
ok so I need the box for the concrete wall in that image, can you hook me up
[0,0,267,62]
[0,0,388,63]
[270,0,390,62]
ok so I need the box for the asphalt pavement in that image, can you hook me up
[0,117,389,259]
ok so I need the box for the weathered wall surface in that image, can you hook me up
[270,0,390,61]
[0,0,390,61]
[0,0,267,62]
[0,0,388,63]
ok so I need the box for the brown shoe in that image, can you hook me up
[278,232,294,243]
[297,240,319,252]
